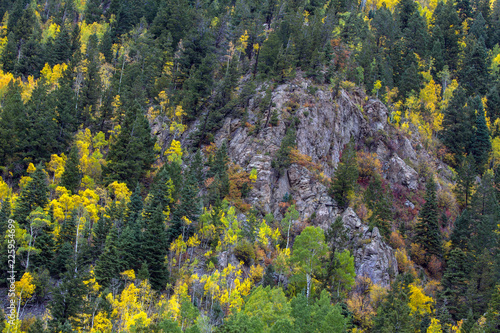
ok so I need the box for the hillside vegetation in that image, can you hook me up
[0,0,499,332]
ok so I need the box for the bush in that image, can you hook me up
[234,240,255,265]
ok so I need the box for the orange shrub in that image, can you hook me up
[389,231,405,249]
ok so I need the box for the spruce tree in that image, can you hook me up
[329,138,358,210]
[440,87,475,165]
[414,176,442,258]
[60,146,81,194]
[459,38,490,96]
[142,205,169,290]
[440,248,470,320]
[454,154,476,208]
[13,166,49,226]
[103,104,156,187]
[94,226,123,287]
[364,173,392,239]
[0,81,24,168]
[470,99,492,174]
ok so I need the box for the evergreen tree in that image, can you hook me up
[364,173,392,238]
[459,38,490,96]
[60,145,81,194]
[84,0,102,24]
[451,210,472,250]
[486,83,500,126]
[470,98,492,173]
[271,126,296,175]
[13,166,49,226]
[103,104,156,187]
[52,25,71,64]
[1,32,17,73]
[329,138,358,210]
[0,81,24,169]
[94,226,123,287]
[414,176,442,258]
[48,267,89,332]
[440,87,475,165]
[373,274,415,332]
[142,205,169,290]
[440,248,470,320]
[454,154,476,208]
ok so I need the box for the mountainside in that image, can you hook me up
[0,0,499,332]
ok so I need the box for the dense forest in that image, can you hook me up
[0,0,499,332]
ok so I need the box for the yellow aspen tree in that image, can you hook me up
[47,153,67,184]
[408,283,434,316]
[0,176,12,201]
[15,272,36,318]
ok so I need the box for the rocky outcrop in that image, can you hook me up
[341,208,398,286]
[164,75,455,286]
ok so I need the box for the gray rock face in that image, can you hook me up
[384,156,419,190]
[341,208,398,286]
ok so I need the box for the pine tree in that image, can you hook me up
[1,32,17,73]
[48,266,89,332]
[364,173,392,238]
[373,274,416,332]
[60,146,81,194]
[459,38,490,96]
[94,226,123,287]
[142,205,169,290]
[414,176,442,258]
[440,87,475,165]
[470,98,491,174]
[451,210,472,250]
[454,154,476,208]
[0,81,24,169]
[329,138,358,210]
[84,0,103,24]
[103,104,156,187]
[52,25,71,64]
[440,248,470,320]
[13,166,49,226]
[486,83,500,125]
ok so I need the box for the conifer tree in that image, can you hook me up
[373,274,415,332]
[470,98,491,174]
[440,87,475,165]
[52,26,71,65]
[440,248,470,320]
[48,266,89,332]
[94,226,123,287]
[329,138,358,210]
[13,166,49,226]
[414,176,442,258]
[103,104,156,187]
[84,0,102,24]
[454,154,476,208]
[0,81,24,169]
[364,173,392,238]
[60,146,81,194]
[142,205,169,290]
[459,38,490,96]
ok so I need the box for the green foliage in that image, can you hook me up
[291,226,328,299]
[103,104,156,187]
[271,126,296,175]
[13,166,49,226]
[414,176,442,258]
[329,138,358,209]
[234,239,255,266]
[364,173,392,238]
[60,145,81,194]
